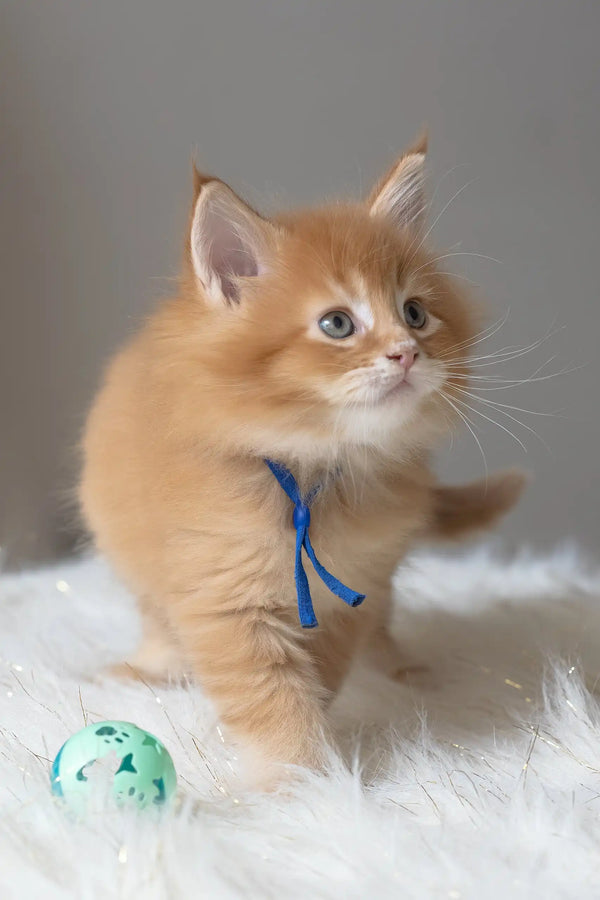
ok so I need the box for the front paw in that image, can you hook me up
[390,663,442,691]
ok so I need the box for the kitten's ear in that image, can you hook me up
[189,170,277,305]
[368,133,427,233]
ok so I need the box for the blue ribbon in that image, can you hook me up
[265,459,366,628]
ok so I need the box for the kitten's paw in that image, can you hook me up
[104,659,189,685]
[390,663,441,690]
[105,661,139,681]
[240,747,333,792]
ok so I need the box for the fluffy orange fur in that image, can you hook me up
[80,139,524,783]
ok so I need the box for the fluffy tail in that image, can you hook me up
[430,469,528,540]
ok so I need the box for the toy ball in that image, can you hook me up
[50,720,177,812]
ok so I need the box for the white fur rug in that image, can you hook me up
[2,547,600,899]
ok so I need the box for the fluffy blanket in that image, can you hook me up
[2,546,600,899]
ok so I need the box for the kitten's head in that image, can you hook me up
[170,137,475,464]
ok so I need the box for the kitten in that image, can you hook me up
[79,136,524,782]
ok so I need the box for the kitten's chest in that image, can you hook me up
[273,472,431,625]
[306,470,432,576]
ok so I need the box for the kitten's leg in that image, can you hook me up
[363,624,433,684]
[109,608,188,683]
[308,614,431,692]
[307,612,363,698]
[170,603,331,778]
[362,470,526,684]
[430,468,526,540]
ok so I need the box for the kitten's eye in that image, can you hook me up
[318,311,355,340]
[403,299,427,330]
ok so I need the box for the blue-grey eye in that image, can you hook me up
[318,311,355,339]
[403,299,427,329]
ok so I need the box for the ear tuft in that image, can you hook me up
[368,133,428,233]
[407,127,428,157]
[191,159,218,201]
[190,180,275,305]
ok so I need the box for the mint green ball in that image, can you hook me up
[50,721,177,811]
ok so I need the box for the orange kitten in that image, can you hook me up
[79,137,524,783]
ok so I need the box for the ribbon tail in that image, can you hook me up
[294,526,318,628]
[303,532,365,608]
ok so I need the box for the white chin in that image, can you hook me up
[341,398,419,444]
[377,380,414,405]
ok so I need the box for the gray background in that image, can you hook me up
[1,0,598,566]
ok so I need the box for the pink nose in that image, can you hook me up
[386,348,418,371]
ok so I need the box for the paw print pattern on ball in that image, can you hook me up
[50,720,177,812]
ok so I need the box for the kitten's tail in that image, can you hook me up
[429,469,528,540]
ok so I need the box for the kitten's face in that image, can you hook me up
[179,143,475,462]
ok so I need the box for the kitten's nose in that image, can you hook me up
[386,347,418,371]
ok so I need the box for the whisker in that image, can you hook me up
[447,386,555,455]
[447,341,537,364]
[442,363,580,390]
[411,251,503,277]
[450,385,562,419]
[426,164,472,221]
[443,331,563,370]
[443,319,564,369]
[438,309,511,359]
[436,390,489,482]
[446,391,528,452]
[434,271,480,286]
[406,178,480,266]
[528,355,557,380]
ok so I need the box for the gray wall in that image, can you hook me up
[2,0,598,566]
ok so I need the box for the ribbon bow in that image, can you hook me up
[265,459,365,628]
